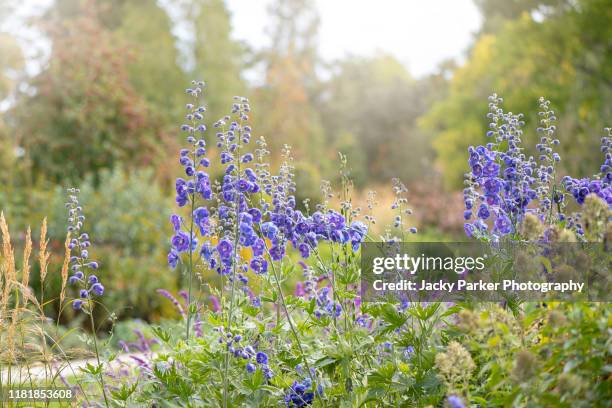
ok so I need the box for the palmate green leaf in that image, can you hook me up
[306,297,316,314]
[277,349,303,367]
[315,356,339,369]
[440,305,462,318]
[243,368,265,392]
[261,294,277,303]
[152,326,171,343]
[414,369,441,393]
[110,382,138,401]
[371,303,408,329]
[362,387,387,405]
[80,362,103,375]
[338,264,360,285]
[335,288,359,299]
[483,361,505,390]
[408,302,440,321]
[471,396,488,406]
[368,362,396,386]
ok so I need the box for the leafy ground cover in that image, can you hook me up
[0,85,610,407]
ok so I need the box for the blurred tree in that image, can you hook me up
[0,33,22,102]
[0,0,25,187]
[253,0,325,171]
[188,0,246,123]
[320,55,444,187]
[24,168,175,323]
[474,0,560,33]
[14,1,166,184]
[104,0,188,126]
[421,0,611,188]
[50,0,187,126]
[0,32,24,187]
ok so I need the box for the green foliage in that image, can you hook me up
[1,168,176,324]
[190,0,247,122]
[253,0,326,172]
[320,55,443,185]
[63,169,175,322]
[14,2,165,184]
[421,0,612,188]
[452,303,612,407]
[108,0,188,124]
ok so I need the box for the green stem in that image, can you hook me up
[222,118,243,408]
[267,251,324,407]
[89,309,109,408]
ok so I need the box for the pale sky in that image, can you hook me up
[226,0,482,77]
[7,0,482,79]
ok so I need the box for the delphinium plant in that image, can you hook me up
[463,94,610,242]
[65,187,110,407]
[450,95,612,407]
[462,94,539,240]
[109,87,609,408]
[122,81,462,407]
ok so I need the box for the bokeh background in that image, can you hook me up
[0,0,610,324]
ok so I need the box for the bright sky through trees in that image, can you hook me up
[227,0,481,77]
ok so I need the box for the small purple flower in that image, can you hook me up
[91,283,104,296]
[236,179,251,192]
[73,299,83,310]
[261,222,278,240]
[168,250,179,268]
[477,204,490,220]
[171,231,195,253]
[256,351,268,365]
[157,289,186,316]
[298,243,310,258]
[494,212,512,235]
[252,238,265,257]
[217,239,233,260]
[170,214,182,231]
[193,207,210,235]
[482,160,500,177]
[326,210,345,230]
[269,245,284,261]
[464,223,475,238]
[248,208,262,223]
[246,362,256,373]
[200,242,214,261]
[250,257,268,274]
[447,395,466,408]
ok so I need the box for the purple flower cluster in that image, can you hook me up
[168,82,212,270]
[562,177,612,205]
[464,96,611,241]
[313,286,341,319]
[65,188,103,311]
[447,395,466,408]
[463,95,537,238]
[284,377,323,407]
[534,97,563,215]
[118,329,159,353]
[562,128,612,206]
[216,328,273,379]
[168,85,368,281]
